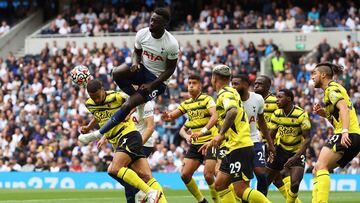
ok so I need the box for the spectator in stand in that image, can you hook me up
[0,21,10,35]
[271,50,285,74]
[274,16,286,31]
[307,7,320,23]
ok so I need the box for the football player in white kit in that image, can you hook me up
[131,101,157,203]
[231,75,275,197]
[80,7,179,142]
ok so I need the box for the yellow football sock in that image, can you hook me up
[312,176,318,203]
[278,185,288,199]
[242,187,271,203]
[283,176,291,193]
[117,167,151,193]
[147,178,167,203]
[219,187,236,203]
[316,169,330,203]
[185,178,204,202]
[283,176,302,203]
[286,189,298,203]
[229,184,242,202]
[209,183,220,203]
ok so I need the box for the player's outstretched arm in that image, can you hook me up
[80,117,98,134]
[161,109,183,122]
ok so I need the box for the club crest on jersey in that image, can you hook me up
[143,50,164,61]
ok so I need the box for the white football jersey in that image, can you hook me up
[131,100,155,147]
[243,92,265,143]
[135,28,179,84]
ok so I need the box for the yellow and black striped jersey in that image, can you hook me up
[85,91,137,148]
[324,81,360,134]
[261,94,278,142]
[269,105,311,152]
[216,86,253,153]
[178,93,217,145]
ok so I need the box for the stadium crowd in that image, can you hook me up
[0,33,360,174]
[40,0,360,35]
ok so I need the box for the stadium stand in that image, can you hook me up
[0,31,360,174]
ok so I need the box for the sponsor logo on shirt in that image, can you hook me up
[143,50,164,61]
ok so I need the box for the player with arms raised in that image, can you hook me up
[80,7,179,142]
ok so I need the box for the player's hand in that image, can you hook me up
[184,134,192,144]
[212,134,225,147]
[267,144,276,162]
[313,103,326,117]
[190,132,202,140]
[80,126,90,134]
[284,155,298,168]
[341,132,352,148]
[161,112,172,122]
[139,83,154,93]
[97,136,107,149]
[198,142,212,155]
[130,63,140,72]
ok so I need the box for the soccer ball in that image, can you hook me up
[70,65,91,87]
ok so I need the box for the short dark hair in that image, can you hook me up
[233,74,251,85]
[154,7,170,23]
[188,73,201,81]
[259,75,271,87]
[87,79,103,93]
[279,88,294,102]
[315,62,343,78]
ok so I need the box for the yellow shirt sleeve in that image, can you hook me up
[269,113,278,130]
[300,112,311,131]
[328,89,344,105]
[221,92,238,111]
[206,97,216,109]
[178,102,186,113]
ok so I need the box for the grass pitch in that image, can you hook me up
[0,189,359,202]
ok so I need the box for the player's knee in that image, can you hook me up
[112,64,129,79]
[203,171,215,184]
[214,182,225,192]
[290,181,301,193]
[107,165,120,176]
[234,183,248,197]
[181,171,192,183]
[315,162,327,171]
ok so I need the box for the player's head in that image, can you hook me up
[254,75,271,95]
[276,89,294,108]
[150,7,170,33]
[187,73,202,96]
[232,74,251,96]
[87,79,106,105]
[211,64,231,91]
[311,62,343,88]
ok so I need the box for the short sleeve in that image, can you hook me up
[257,95,265,114]
[143,101,154,118]
[300,113,311,131]
[221,92,238,112]
[268,113,279,130]
[167,40,179,60]
[328,89,344,105]
[134,29,144,49]
[178,102,187,113]
[206,97,216,109]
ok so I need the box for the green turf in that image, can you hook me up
[0,189,359,202]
